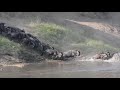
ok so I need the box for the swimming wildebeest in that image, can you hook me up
[63,50,80,58]
[54,52,64,60]
[93,51,113,60]
[55,50,81,60]
[44,49,58,59]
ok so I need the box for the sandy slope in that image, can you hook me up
[65,19,120,38]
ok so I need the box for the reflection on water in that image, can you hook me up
[0,60,120,78]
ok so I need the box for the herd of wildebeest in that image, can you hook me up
[0,23,116,61]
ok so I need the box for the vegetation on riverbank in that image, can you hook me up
[27,22,119,52]
[0,21,119,62]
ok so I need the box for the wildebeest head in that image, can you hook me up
[21,29,25,33]
[102,54,108,60]
[45,49,54,55]
[0,23,5,26]
[76,50,80,56]
[53,51,58,56]
[59,52,63,57]
[106,52,110,56]
[0,23,5,30]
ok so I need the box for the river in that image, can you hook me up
[1,12,120,78]
[0,59,120,78]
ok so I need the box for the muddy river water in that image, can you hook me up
[0,59,120,78]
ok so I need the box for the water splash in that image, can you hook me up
[75,53,120,62]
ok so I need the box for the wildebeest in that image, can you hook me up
[6,26,25,33]
[0,23,25,38]
[9,32,26,42]
[54,52,63,60]
[0,23,8,36]
[0,23,5,31]
[21,34,37,47]
[45,49,58,57]
[0,22,83,61]
[63,50,80,58]
[93,51,113,60]
[45,49,55,55]
[26,33,42,48]
[22,38,36,48]
[42,43,54,51]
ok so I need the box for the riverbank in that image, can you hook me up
[0,12,120,63]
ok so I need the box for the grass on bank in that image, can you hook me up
[0,36,44,62]
[0,21,119,62]
[27,22,120,52]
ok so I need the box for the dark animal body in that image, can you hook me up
[93,52,114,60]
[0,23,80,61]
[62,50,80,60]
